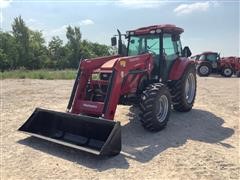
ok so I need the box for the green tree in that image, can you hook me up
[48,36,68,69]
[80,40,110,59]
[12,16,30,68]
[28,30,49,69]
[66,26,81,68]
[0,49,9,72]
[91,42,110,57]
[1,16,112,71]
[0,31,19,70]
[80,40,96,59]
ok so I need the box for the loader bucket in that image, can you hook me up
[18,108,121,156]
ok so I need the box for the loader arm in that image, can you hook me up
[67,55,120,111]
[70,53,153,120]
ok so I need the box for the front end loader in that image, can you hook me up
[19,24,196,156]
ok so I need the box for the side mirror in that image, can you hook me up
[182,46,192,57]
[111,37,117,46]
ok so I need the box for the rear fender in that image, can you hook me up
[168,58,195,80]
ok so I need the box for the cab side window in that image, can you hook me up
[199,55,205,61]
[163,34,178,61]
[207,54,218,62]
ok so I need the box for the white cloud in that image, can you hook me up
[25,18,46,32]
[42,25,68,43]
[0,0,12,23]
[27,18,37,23]
[49,25,68,35]
[0,11,2,23]
[174,1,218,15]
[0,0,12,9]
[116,0,165,9]
[48,19,94,36]
[79,19,94,26]
[26,18,94,42]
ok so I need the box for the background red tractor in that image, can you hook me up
[19,24,197,156]
[194,52,240,77]
[220,56,240,77]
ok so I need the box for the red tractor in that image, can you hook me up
[220,56,240,77]
[194,51,240,77]
[19,24,196,156]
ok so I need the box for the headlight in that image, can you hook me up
[156,29,161,33]
[149,30,156,34]
[91,73,100,80]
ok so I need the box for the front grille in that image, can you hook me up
[100,73,111,81]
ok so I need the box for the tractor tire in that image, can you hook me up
[197,63,212,77]
[169,64,197,112]
[236,71,240,77]
[221,67,233,77]
[139,83,171,132]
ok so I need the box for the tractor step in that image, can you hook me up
[18,108,121,156]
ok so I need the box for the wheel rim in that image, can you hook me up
[185,73,196,104]
[156,95,168,122]
[224,68,232,76]
[199,66,209,75]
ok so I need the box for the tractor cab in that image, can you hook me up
[197,53,240,77]
[196,52,221,76]
[199,52,220,64]
[111,24,192,81]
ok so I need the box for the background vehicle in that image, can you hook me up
[19,24,196,156]
[195,52,240,77]
[190,54,200,61]
[220,56,240,77]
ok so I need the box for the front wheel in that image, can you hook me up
[221,67,233,77]
[139,83,171,132]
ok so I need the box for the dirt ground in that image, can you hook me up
[1,76,239,179]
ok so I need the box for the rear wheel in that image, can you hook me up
[236,71,240,77]
[221,67,233,77]
[169,64,197,112]
[139,83,171,132]
[197,63,212,76]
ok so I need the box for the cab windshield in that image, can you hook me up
[128,35,160,56]
[199,53,219,62]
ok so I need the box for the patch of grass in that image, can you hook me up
[0,69,77,80]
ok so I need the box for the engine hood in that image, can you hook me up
[100,58,120,70]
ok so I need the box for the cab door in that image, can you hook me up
[162,33,181,80]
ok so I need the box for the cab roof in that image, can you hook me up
[128,24,184,35]
[201,51,218,55]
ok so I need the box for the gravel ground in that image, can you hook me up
[1,76,239,179]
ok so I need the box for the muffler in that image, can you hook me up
[18,108,121,156]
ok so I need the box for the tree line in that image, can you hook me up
[0,16,112,71]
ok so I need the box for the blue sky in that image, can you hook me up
[0,0,239,56]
